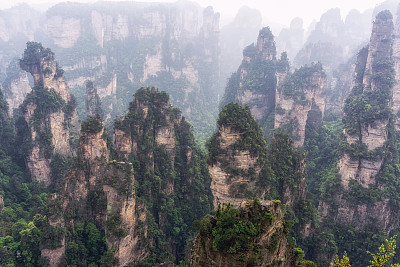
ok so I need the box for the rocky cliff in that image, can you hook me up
[85,80,103,118]
[113,87,213,263]
[42,116,150,267]
[18,42,80,186]
[207,103,307,209]
[0,1,220,146]
[42,1,220,145]
[221,27,289,134]
[275,63,326,147]
[219,6,262,96]
[190,200,302,267]
[339,10,393,190]
[2,58,32,116]
[311,10,400,266]
[294,8,371,69]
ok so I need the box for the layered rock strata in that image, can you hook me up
[190,200,301,267]
[19,42,80,186]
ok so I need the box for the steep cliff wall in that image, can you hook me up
[339,10,393,190]
[207,103,307,209]
[18,42,80,186]
[275,63,326,147]
[221,27,289,134]
[43,117,150,267]
[294,8,371,69]
[42,2,220,145]
[85,80,103,118]
[312,10,400,266]
[113,87,213,263]
[2,58,32,116]
[191,200,301,267]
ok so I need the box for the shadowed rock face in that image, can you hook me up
[190,200,301,267]
[207,104,307,211]
[275,63,326,147]
[221,27,288,134]
[339,10,393,191]
[85,80,103,118]
[42,117,150,267]
[19,42,80,186]
[316,12,398,264]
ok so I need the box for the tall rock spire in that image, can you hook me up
[18,42,80,186]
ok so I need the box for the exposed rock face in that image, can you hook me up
[19,42,80,186]
[392,5,400,130]
[338,10,393,190]
[314,13,398,265]
[294,7,371,68]
[43,119,150,267]
[275,63,326,147]
[2,59,32,116]
[209,125,262,208]
[113,88,213,262]
[85,80,103,118]
[0,194,3,212]
[190,200,301,267]
[276,17,305,60]
[219,6,262,95]
[0,4,40,43]
[221,27,289,134]
[208,103,307,209]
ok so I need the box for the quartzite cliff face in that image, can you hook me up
[190,200,301,267]
[207,103,307,209]
[313,10,399,265]
[222,27,327,146]
[275,63,326,147]
[42,117,149,267]
[113,87,213,262]
[19,42,80,186]
[221,27,287,129]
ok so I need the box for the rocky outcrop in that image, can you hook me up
[276,17,305,60]
[338,10,393,190]
[392,5,400,130]
[221,27,289,133]
[314,13,399,264]
[43,117,150,267]
[0,194,3,212]
[275,63,326,147]
[85,80,103,118]
[294,8,371,68]
[2,59,32,116]
[208,103,307,209]
[113,88,213,262]
[190,200,301,267]
[19,42,80,186]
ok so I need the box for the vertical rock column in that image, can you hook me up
[19,42,80,186]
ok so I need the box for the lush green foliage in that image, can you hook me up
[115,88,213,264]
[207,103,267,164]
[332,236,400,267]
[81,115,103,134]
[20,42,53,70]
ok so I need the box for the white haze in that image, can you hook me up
[0,0,392,29]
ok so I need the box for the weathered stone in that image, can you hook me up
[190,201,301,267]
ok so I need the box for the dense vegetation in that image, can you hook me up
[115,88,213,265]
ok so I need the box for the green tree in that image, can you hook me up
[332,236,400,267]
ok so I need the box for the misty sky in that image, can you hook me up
[0,0,390,27]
